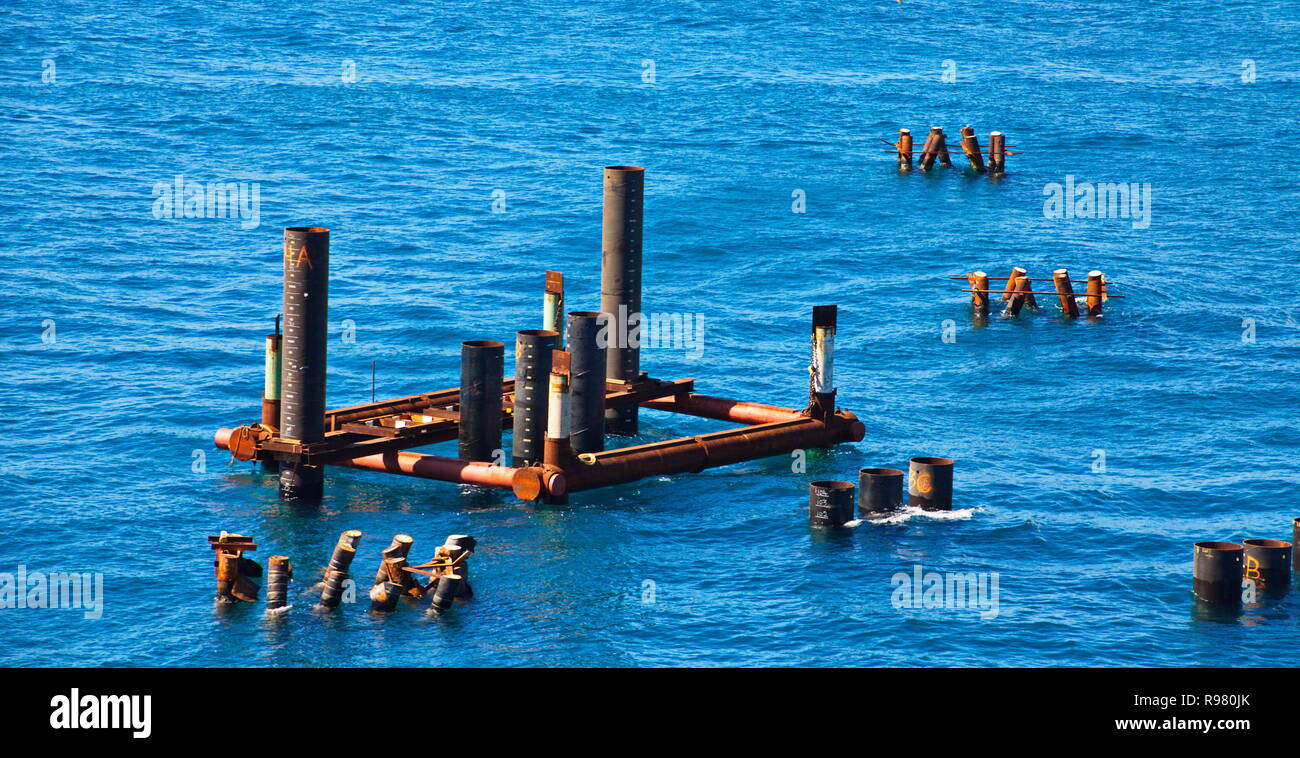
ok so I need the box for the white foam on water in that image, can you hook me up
[862,506,982,525]
[265,604,293,616]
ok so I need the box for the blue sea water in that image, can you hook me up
[1,1,1298,667]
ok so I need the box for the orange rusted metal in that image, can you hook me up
[567,413,863,493]
[1086,271,1104,316]
[641,394,802,425]
[1053,269,1080,318]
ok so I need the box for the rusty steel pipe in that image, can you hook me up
[429,574,463,613]
[969,271,990,316]
[959,126,986,173]
[543,270,565,348]
[335,449,564,501]
[640,394,803,426]
[897,128,913,171]
[444,535,476,599]
[1053,268,1080,318]
[601,165,645,436]
[373,534,414,585]
[261,329,282,471]
[369,581,403,613]
[214,428,563,501]
[1086,270,1104,317]
[934,128,953,168]
[1004,273,1033,317]
[319,530,361,609]
[1000,267,1026,302]
[809,305,837,419]
[265,555,292,612]
[988,131,1006,174]
[918,126,942,171]
[568,415,864,492]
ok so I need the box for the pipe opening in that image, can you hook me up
[810,480,854,490]
[1243,539,1291,548]
[605,165,644,172]
[859,467,904,477]
[517,329,559,338]
[909,456,954,466]
[1195,541,1243,551]
[462,340,504,348]
[285,226,329,233]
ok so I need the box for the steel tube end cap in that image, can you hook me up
[511,468,544,501]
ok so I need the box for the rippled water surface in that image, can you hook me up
[2,1,1298,666]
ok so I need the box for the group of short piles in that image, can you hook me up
[1193,519,1297,605]
[210,530,476,615]
[955,267,1121,319]
[808,456,955,527]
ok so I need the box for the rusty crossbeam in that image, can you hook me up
[217,376,698,467]
[567,412,864,492]
[215,381,860,501]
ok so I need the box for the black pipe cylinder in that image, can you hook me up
[600,166,644,436]
[279,463,324,502]
[369,581,403,613]
[1242,539,1292,593]
[908,456,954,511]
[809,480,855,528]
[373,534,414,585]
[430,574,463,612]
[319,570,350,609]
[444,534,476,599]
[566,311,608,453]
[1193,541,1244,604]
[265,555,292,612]
[858,467,904,517]
[511,329,557,466]
[319,530,359,608]
[327,530,362,574]
[458,340,505,462]
[279,226,330,501]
